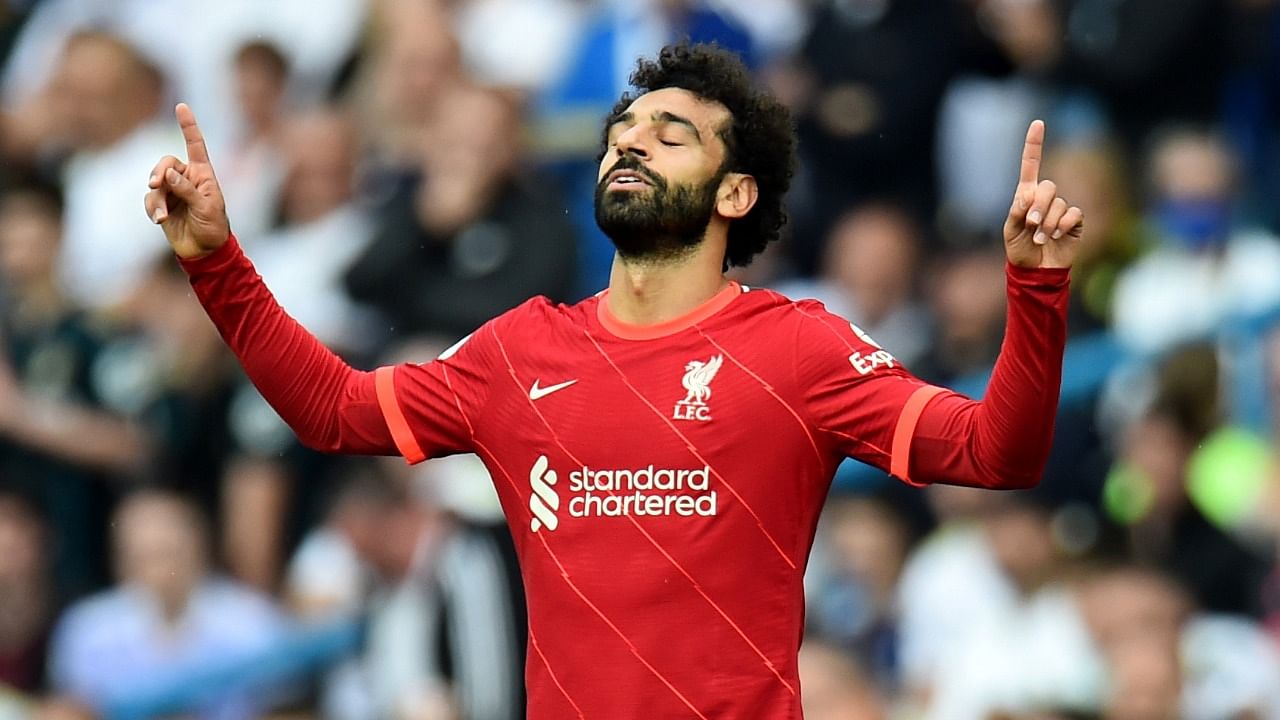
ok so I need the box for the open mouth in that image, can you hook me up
[606,169,654,192]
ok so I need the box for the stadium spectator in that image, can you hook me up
[352,0,463,174]
[0,183,149,596]
[1105,402,1270,617]
[324,471,524,720]
[48,489,288,719]
[896,486,1019,706]
[923,494,1100,719]
[1077,566,1187,720]
[797,639,887,720]
[912,247,1009,385]
[284,518,367,622]
[345,84,578,339]
[0,489,55,695]
[1039,139,1144,335]
[0,185,149,473]
[806,495,914,691]
[113,259,241,501]
[282,496,370,720]
[248,107,378,351]
[1052,0,1227,151]
[783,0,1011,273]
[1079,565,1280,719]
[1168,343,1273,535]
[0,0,366,150]
[776,202,931,366]
[934,0,1063,237]
[1111,127,1280,353]
[219,41,290,245]
[51,32,178,310]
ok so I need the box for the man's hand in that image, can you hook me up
[1003,120,1084,269]
[144,104,229,259]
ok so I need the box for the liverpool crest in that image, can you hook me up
[673,354,723,422]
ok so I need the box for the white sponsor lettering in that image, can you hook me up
[526,457,718,531]
[849,349,896,376]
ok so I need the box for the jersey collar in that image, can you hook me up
[596,281,742,340]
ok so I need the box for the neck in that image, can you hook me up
[12,280,68,326]
[154,585,195,626]
[606,238,729,326]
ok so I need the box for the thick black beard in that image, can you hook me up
[594,161,725,264]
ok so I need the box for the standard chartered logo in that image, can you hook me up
[527,455,718,533]
[529,455,560,532]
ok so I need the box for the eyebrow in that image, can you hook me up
[655,111,702,143]
[607,110,704,144]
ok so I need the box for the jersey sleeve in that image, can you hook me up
[372,325,497,464]
[371,299,535,461]
[793,300,937,481]
[796,262,1070,489]
[181,234,396,457]
[181,233,503,464]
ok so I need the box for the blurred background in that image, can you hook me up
[0,0,1278,718]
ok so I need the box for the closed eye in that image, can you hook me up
[660,140,683,147]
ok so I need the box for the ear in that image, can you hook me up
[716,173,758,220]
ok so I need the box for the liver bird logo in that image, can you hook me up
[680,355,723,406]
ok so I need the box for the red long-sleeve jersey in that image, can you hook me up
[182,235,1069,719]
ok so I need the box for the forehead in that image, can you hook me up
[617,87,731,135]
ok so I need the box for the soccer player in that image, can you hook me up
[144,44,1082,720]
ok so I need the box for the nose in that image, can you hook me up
[614,125,650,160]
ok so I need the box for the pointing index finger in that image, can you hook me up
[1019,119,1045,187]
[175,102,210,164]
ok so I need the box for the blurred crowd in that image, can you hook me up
[0,0,1279,718]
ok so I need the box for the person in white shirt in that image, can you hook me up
[246,108,379,352]
[1111,127,1280,354]
[51,31,180,311]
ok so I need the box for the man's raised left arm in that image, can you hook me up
[902,119,1082,488]
[805,120,1082,489]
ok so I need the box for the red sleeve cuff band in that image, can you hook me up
[375,366,426,464]
[890,385,948,486]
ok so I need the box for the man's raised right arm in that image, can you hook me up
[144,104,393,455]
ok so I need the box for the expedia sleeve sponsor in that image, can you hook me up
[848,348,897,376]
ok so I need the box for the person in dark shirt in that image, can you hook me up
[0,184,149,596]
[346,84,578,340]
[784,0,1012,273]
[0,489,55,694]
[1112,405,1270,617]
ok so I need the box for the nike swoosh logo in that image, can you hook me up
[529,379,578,401]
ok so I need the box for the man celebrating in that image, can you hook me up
[145,44,1082,719]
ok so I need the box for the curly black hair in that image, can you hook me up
[600,43,796,269]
